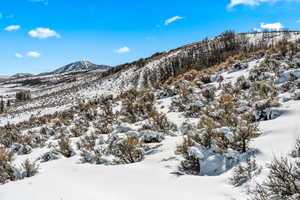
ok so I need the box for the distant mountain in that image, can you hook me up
[0,75,10,81]
[51,61,110,74]
[11,73,33,78]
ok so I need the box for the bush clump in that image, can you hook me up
[250,157,300,200]
[56,136,74,158]
[16,90,31,102]
[112,136,144,164]
[0,148,15,184]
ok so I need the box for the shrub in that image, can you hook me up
[229,157,261,186]
[232,115,260,153]
[250,157,300,200]
[218,94,235,114]
[77,134,107,164]
[197,116,218,148]
[236,75,250,90]
[113,136,144,164]
[70,121,89,137]
[21,159,39,178]
[39,151,60,162]
[0,100,5,113]
[0,148,14,184]
[79,147,106,164]
[176,136,201,175]
[148,112,177,134]
[201,87,215,102]
[56,136,74,158]
[291,139,300,158]
[16,90,31,102]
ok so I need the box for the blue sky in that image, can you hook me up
[0,0,300,75]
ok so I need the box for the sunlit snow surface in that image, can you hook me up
[1,32,300,200]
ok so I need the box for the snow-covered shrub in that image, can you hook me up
[56,111,74,126]
[229,157,261,186]
[233,62,248,70]
[293,89,300,101]
[112,136,144,164]
[0,126,21,148]
[250,82,276,99]
[94,120,112,135]
[79,147,106,164]
[176,136,200,175]
[38,151,60,162]
[70,121,89,137]
[155,86,177,99]
[221,82,234,94]
[170,84,194,111]
[291,139,300,158]
[196,116,219,148]
[77,134,97,151]
[218,94,236,114]
[77,134,107,164]
[16,90,31,102]
[176,134,253,176]
[11,143,32,155]
[250,157,300,200]
[21,159,39,178]
[249,62,271,82]
[147,112,177,134]
[0,100,6,113]
[201,87,215,102]
[275,69,300,84]
[56,136,74,158]
[170,84,204,117]
[0,148,15,184]
[40,127,55,137]
[236,75,251,90]
[252,99,281,121]
[198,74,212,84]
[119,90,156,123]
[98,96,118,124]
[139,130,164,143]
[232,114,260,153]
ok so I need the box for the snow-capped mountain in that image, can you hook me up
[0,76,9,81]
[1,31,300,200]
[11,73,33,79]
[51,61,110,74]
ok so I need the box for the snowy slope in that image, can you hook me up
[1,31,300,200]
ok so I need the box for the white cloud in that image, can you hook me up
[253,28,262,32]
[260,22,284,31]
[228,0,300,8]
[228,0,260,7]
[4,25,21,31]
[164,16,183,25]
[15,53,23,58]
[27,51,41,57]
[28,27,60,39]
[29,0,48,5]
[116,46,130,54]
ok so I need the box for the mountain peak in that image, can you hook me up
[51,61,110,74]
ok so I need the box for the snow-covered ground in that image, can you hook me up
[0,99,299,200]
[2,31,300,200]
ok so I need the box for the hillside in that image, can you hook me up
[1,31,300,200]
